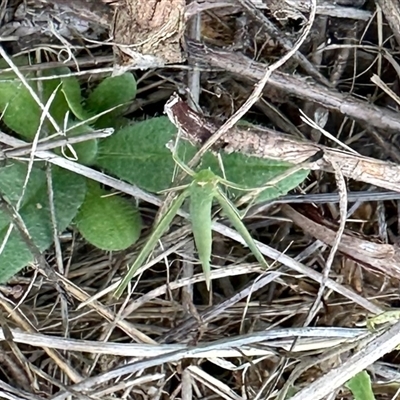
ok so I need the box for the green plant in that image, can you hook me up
[0,57,309,287]
[345,370,376,400]
[0,62,140,282]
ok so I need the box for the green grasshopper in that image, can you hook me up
[114,145,314,298]
[114,152,273,297]
[365,310,400,331]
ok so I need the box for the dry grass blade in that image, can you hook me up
[290,321,400,400]
[304,162,348,323]
[43,326,368,400]
[0,325,365,357]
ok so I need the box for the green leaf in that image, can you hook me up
[345,371,376,400]
[114,190,189,298]
[0,66,84,139]
[96,117,196,192]
[0,164,87,283]
[190,170,216,289]
[41,69,69,129]
[284,387,299,399]
[41,67,90,126]
[62,123,98,166]
[59,69,89,121]
[97,116,308,199]
[0,55,31,69]
[213,152,309,203]
[75,181,142,251]
[0,162,45,209]
[86,72,137,128]
[0,72,42,139]
[112,116,131,130]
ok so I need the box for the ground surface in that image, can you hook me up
[1,0,400,399]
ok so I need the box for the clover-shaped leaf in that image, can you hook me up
[75,181,142,251]
[87,72,137,128]
[0,163,87,283]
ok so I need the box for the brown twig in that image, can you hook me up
[375,0,400,48]
[166,95,400,193]
[281,204,400,280]
[185,39,400,133]
[185,0,372,21]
